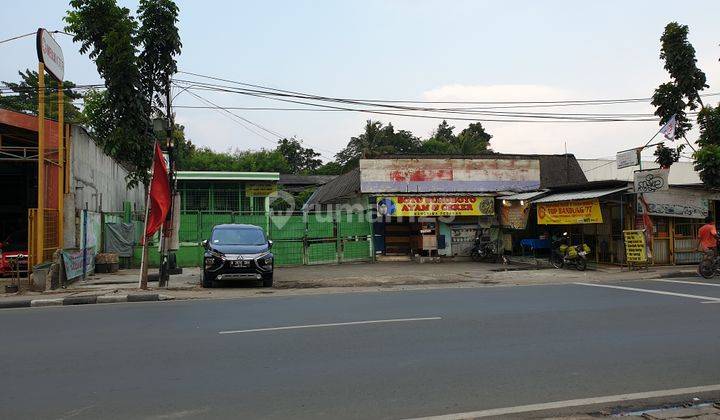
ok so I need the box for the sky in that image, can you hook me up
[1,0,719,164]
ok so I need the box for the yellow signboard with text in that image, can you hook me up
[246,184,277,197]
[537,199,603,225]
[376,196,494,217]
[623,230,648,263]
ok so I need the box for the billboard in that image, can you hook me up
[537,199,603,224]
[360,158,541,193]
[634,168,668,193]
[376,196,494,217]
[36,28,64,81]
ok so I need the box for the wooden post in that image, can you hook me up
[57,79,64,250]
[37,62,45,265]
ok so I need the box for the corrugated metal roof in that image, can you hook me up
[532,186,629,203]
[497,191,547,201]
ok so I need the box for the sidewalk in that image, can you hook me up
[1,259,702,305]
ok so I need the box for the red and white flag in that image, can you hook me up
[145,143,171,240]
[659,114,677,140]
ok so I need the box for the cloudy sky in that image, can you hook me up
[1,1,719,162]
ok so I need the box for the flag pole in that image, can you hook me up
[139,142,157,290]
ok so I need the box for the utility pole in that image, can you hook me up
[159,77,175,287]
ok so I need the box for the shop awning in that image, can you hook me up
[532,186,630,203]
[497,191,547,201]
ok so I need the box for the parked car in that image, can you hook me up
[202,224,274,288]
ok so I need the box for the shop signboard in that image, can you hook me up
[500,201,530,229]
[36,28,64,81]
[360,158,541,193]
[616,149,639,169]
[537,199,603,225]
[623,230,647,263]
[634,168,668,193]
[246,184,277,197]
[636,190,708,219]
[376,196,494,217]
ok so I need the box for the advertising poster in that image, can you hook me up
[376,196,494,217]
[537,199,603,225]
[246,184,277,197]
[500,201,530,230]
[623,230,647,263]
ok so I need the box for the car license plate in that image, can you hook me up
[231,260,249,268]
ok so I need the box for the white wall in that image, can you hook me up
[63,126,145,248]
[578,159,701,185]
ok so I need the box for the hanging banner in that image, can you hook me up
[376,196,494,217]
[636,190,708,219]
[634,168,668,193]
[616,149,639,169]
[61,247,96,280]
[500,201,530,229]
[246,184,277,197]
[623,230,648,263]
[537,199,603,224]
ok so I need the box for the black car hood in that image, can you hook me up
[209,244,269,255]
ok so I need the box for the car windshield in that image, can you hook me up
[211,228,266,246]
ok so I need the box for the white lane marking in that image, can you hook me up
[575,282,720,302]
[651,278,720,287]
[405,383,720,420]
[218,317,442,335]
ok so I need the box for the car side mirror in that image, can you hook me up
[201,239,208,249]
[268,240,273,249]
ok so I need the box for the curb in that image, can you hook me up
[0,293,173,310]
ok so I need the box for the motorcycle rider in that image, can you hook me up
[697,215,717,262]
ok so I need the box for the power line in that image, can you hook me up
[171,76,709,123]
[179,87,335,158]
[0,29,70,45]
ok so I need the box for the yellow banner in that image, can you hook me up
[377,196,494,217]
[623,230,648,263]
[537,199,603,224]
[246,184,277,197]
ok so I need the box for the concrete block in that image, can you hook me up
[30,298,64,307]
[96,295,129,304]
[127,293,159,302]
[63,295,98,305]
[0,299,32,309]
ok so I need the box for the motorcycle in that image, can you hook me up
[470,227,506,263]
[550,232,590,271]
[698,234,720,279]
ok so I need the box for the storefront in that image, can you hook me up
[525,183,631,264]
[635,185,719,265]
[373,194,496,257]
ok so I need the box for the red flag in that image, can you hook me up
[145,143,171,239]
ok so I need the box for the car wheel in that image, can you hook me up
[202,272,215,288]
[262,274,274,288]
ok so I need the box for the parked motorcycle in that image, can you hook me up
[550,232,590,271]
[471,227,506,263]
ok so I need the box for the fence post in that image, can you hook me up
[336,209,342,264]
[302,211,308,265]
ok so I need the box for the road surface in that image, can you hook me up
[2,277,720,419]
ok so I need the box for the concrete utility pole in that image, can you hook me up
[159,77,175,288]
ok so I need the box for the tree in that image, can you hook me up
[0,69,83,122]
[432,120,456,143]
[65,0,181,187]
[651,22,708,170]
[313,161,343,175]
[456,122,493,154]
[276,137,322,174]
[650,22,720,187]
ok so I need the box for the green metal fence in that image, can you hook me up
[178,210,373,267]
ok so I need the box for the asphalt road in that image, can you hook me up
[2,278,720,419]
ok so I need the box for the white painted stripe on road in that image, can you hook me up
[406,383,720,420]
[575,282,720,302]
[651,278,720,287]
[218,317,442,335]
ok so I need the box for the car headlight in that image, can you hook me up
[210,250,224,259]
